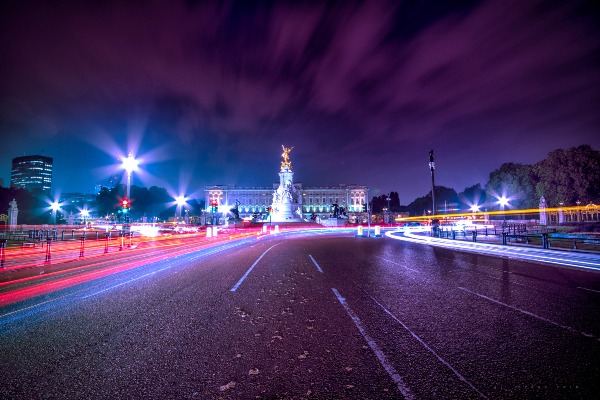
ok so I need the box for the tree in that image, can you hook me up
[458,184,487,210]
[485,163,537,210]
[0,187,48,224]
[406,186,457,216]
[534,145,600,206]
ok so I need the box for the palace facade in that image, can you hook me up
[204,183,368,222]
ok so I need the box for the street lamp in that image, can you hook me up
[175,195,186,221]
[121,151,139,201]
[429,150,436,215]
[498,195,509,223]
[50,201,61,225]
[386,195,391,225]
[81,209,90,227]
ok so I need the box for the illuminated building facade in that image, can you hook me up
[10,155,53,195]
[204,183,368,222]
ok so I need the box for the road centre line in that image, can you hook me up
[332,288,414,400]
[577,286,600,294]
[458,287,596,339]
[375,256,419,273]
[308,255,323,273]
[230,243,281,292]
[366,291,488,399]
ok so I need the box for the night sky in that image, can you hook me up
[1,0,599,203]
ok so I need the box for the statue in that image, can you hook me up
[8,199,18,228]
[281,145,293,171]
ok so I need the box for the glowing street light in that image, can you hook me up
[81,209,90,227]
[50,200,61,225]
[121,151,139,200]
[497,195,509,222]
[175,195,187,220]
[470,204,480,213]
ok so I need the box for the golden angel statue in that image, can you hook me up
[281,145,293,170]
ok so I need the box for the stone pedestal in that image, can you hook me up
[271,165,303,222]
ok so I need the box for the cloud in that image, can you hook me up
[0,0,598,201]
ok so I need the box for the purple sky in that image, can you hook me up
[1,0,599,203]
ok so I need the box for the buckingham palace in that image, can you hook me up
[204,183,368,223]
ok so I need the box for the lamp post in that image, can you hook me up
[50,201,60,226]
[429,150,436,216]
[498,195,509,224]
[175,195,186,221]
[121,151,138,234]
[121,151,138,201]
[82,209,90,228]
[470,204,480,220]
[386,196,391,225]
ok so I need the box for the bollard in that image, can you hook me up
[61,230,65,241]
[104,234,109,254]
[96,232,99,240]
[573,240,577,250]
[452,230,456,240]
[212,226,218,237]
[374,226,381,237]
[119,233,124,251]
[472,231,477,242]
[206,228,212,238]
[274,225,280,233]
[541,233,549,249]
[0,239,6,267]
[71,229,75,239]
[45,238,52,263]
[502,232,507,245]
[357,226,363,236]
[79,237,85,257]
[129,232,133,247]
[262,225,267,233]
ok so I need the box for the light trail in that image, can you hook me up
[385,229,600,271]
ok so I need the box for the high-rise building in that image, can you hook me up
[10,155,53,194]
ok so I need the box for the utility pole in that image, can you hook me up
[429,150,436,216]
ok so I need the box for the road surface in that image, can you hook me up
[1,230,599,399]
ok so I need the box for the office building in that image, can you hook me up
[10,155,53,195]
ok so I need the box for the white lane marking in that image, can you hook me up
[458,287,596,339]
[367,292,488,399]
[308,255,323,273]
[331,288,414,400]
[577,286,600,294]
[230,244,280,292]
[81,266,172,299]
[375,256,419,273]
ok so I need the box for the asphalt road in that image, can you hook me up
[0,230,599,399]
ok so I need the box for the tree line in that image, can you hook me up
[371,145,600,216]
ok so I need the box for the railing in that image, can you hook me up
[431,225,599,252]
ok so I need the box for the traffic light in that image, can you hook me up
[210,199,218,213]
[362,203,367,213]
[122,199,129,214]
[267,206,272,214]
